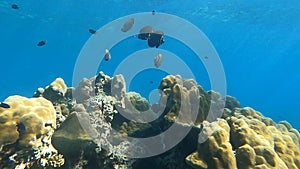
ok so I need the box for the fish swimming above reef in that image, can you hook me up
[0,102,10,108]
[104,49,111,61]
[138,26,154,40]
[138,26,164,48]
[121,18,134,32]
[89,29,97,34]
[11,4,19,9]
[37,40,47,46]
[154,53,163,68]
[148,30,164,48]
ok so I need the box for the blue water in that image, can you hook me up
[1,0,300,129]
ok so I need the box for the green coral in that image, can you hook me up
[127,92,150,112]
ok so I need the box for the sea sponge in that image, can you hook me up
[0,95,56,147]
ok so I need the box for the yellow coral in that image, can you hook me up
[49,77,67,95]
[158,75,211,125]
[0,95,56,147]
[186,107,300,169]
[228,107,299,169]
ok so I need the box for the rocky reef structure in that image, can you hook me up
[157,75,225,125]
[33,78,74,128]
[185,107,300,169]
[0,72,299,169]
[186,119,236,169]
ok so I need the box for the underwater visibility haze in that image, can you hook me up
[0,0,300,169]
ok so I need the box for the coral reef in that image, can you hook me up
[224,95,241,110]
[186,119,237,169]
[0,95,56,147]
[185,107,300,169]
[126,92,150,112]
[1,72,299,169]
[73,78,95,104]
[33,78,74,128]
[52,74,135,168]
[0,95,64,168]
[157,75,225,125]
[227,107,300,169]
[33,78,68,103]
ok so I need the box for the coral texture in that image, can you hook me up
[33,78,68,103]
[186,107,300,169]
[1,73,299,169]
[0,95,64,168]
[0,95,56,147]
[186,119,237,169]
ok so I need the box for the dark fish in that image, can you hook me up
[121,18,134,32]
[104,49,111,61]
[45,122,53,127]
[0,102,10,108]
[152,10,155,15]
[148,30,164,48]
[138,26,154,40]
[11,4,19,9]
[89,29,97,34]
[37,40,47,46]
[154,53,163,68]
[17,123,26,133]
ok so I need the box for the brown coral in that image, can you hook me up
[158,75,211,125]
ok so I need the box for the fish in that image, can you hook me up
[104,49,111,61]
[89,29,97,34]
[0,102,10,108]
[37,40,47,46]
[121,18,134,32]
[154,53,163,68]
[11,4,19,9]
[148,30,164,48]
[138,26,154,40]
[152,10,156,15]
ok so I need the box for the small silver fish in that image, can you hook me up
[104,49,111,61]
[121,18,134,32]
[154,53,163,68]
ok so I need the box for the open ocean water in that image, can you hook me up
[1,0,299,128]
[0,1,300,168]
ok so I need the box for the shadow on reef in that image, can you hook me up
[0,72,299,169]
